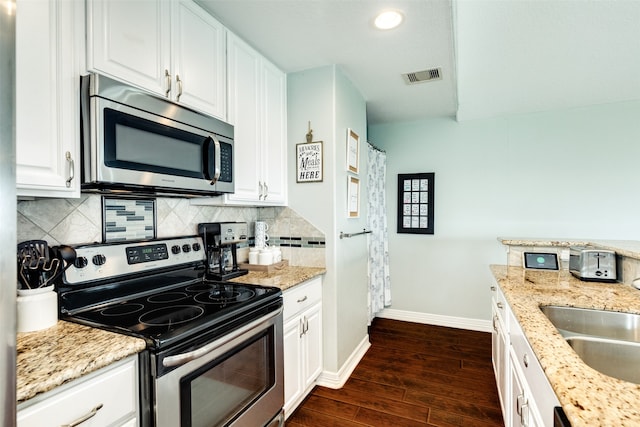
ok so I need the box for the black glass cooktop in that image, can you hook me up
[60,269,281,349]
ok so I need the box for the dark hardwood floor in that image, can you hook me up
[286,318,504,427]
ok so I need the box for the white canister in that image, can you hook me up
[271,246,282,263]
[248,248,260,264]
[258,250,273,265]
[17,286,58,332]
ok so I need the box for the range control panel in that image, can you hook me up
[64,237,205,285]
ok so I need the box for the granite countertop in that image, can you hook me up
[499,237,640,261]
[229,265,326,290]
[17,321,146,404]
[491,265,640,426]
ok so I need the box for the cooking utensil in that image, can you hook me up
[17,240,62,290]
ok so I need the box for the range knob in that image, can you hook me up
[192,242,201,252]
[182,244,191,253]
[92,254,107,266]
[74,256,88,269]
[171,245,181,255]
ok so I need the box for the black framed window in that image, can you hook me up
[397,173,434,234]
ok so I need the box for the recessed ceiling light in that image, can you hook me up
[374,10,403,30]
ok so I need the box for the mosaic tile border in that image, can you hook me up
[248,236,325,248]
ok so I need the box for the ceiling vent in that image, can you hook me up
[402,68,442,85]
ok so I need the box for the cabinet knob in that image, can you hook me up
[65,151,74,188]
[497,302,504,309]
[490,286,496,292]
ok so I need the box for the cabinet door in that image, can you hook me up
[261,59,287,204]
[87,0,170,96]
[226,33,262,202]
[172,0,226,119]
[283,316,303,416]
[16,0,80,198]
[302,303,323,390]
[18,357,138,427]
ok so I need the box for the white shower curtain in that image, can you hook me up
[367,142,391,323]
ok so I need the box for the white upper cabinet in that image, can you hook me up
[87,0,226,120]
[16,0,82,198]
[224,33,287,205]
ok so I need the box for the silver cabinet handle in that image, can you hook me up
[492,315,498,332]
[523,353,529,368]
[490,286,496,291]
[65,151,74,188]
[176,75,183,101]
[297,296,308,303]
[164,69,171,97]
[258,181,264,200]
[496,302,504,309]
[304,316,309,334]
[61,403,103,427]
[263,182,268,200]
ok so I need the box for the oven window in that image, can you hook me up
[181,329,275,427]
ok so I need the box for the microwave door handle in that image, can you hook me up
[203,135,221,185]
[210,135,221,185]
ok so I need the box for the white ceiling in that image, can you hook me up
[196,0,640,125]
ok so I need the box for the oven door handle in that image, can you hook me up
[162,306,283,368]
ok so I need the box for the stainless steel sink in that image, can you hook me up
[540,305,640,343]
[540,305,640,383]
[565,336,640,383]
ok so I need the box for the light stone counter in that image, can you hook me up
[491,265,640,426]
[229,266,326,291]
[499,237,640,261]
[17,321,146,404]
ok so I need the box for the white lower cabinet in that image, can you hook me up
[282,277,323,418]
[492,280,559,427]
[17,356,139,427]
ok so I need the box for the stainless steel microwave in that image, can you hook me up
[80,73,234,197]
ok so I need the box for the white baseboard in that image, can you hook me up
[375,308,492,333]
[315,334,371,389]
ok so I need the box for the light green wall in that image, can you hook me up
[369,100,640,320]
[287,66,368,372]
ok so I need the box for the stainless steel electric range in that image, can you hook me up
[57,236,284,427]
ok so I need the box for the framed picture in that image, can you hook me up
[397,173,434,234]
[296,141,323,182]
[348,176,360,218]
[346,128,359,174]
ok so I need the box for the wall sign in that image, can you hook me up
[397,173,434,234]
[296,141,323,182]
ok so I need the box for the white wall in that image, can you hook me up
[369,100,640,322]
[288,65,369,374]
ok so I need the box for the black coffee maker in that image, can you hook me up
[198,222,249,281]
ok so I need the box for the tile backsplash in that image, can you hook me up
[17,196,325,267]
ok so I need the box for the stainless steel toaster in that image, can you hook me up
[569,246,617,282]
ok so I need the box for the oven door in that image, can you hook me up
[155,306,284,427]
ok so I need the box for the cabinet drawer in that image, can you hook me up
[18,356,138,427]
[283,277,322,321]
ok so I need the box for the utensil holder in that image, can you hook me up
[17,286,57,332]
